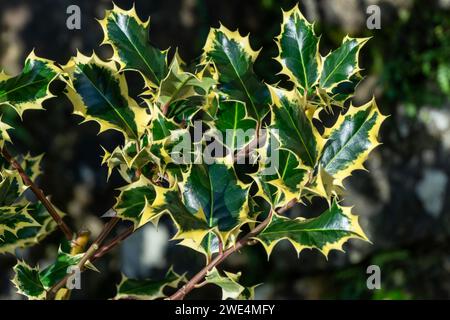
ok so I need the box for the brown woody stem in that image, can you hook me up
[46,217,120,299]
[91,225,134,261]
[1,147,74,241]
[168,199,297,300]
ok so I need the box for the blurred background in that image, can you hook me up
[0,0,449,299]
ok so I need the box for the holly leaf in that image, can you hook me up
[253,135,308,209]
[101,135,155,182]
[319,98,387,186]
[63,52,150,140]
[158,57,216,110]
[208,100,257,156]
[98,3,168,89]
[0,170,23,206]
[0,51,59,116]
[205,268,245,300]
[256,201,368,257]
[269,86,323,168]
[202,25,269,121]
[12,261,46,300]
[275,5,320,93]
[114,267,185,300]
[0,203,60,255]
[0,153,43,202]
[18,153,43,183]
[39,250,83,288]
[146,105,191,169]
[0,205,39,239]
[12,249,88,299]
[114,175,158,227]
[320,36,369,91]
[148,186,211,245]
[179,161,250,247]
[0,116,12,149]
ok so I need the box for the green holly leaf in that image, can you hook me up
[269,86,323,168]
[63,52,150,140]
[0,51,59,116]
[39,250,83,288]
[256,201,368,257]
[208,100,257,156]
[114,267,185,300]
[319,98,387,186]
[98,3,168,89]
[275,5,320,93]
[202,25,269,121]
[205,268,245,300]
[320,36,369,91]
[12,261,46,300]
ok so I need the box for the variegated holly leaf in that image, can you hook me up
[208,100,257,157]
[114,267,185,300]
[0,170,23,206]
[0,153,43,201]
[202,25,269,121]
[148,105,182,142]
[183,231,221,259]
[303,165,341,203]
[63,52,150,140]
[150,186,211,244]
[146,105,192,168]
[205,268,246,300]
[101,134,156,182]
[12,249,88,299]
[0,205,39,239]
[0,116,12,149]
[12,261,46,300]
[101,144,134,182]
[320,36,369,91]
[256,201,368,257]
[0,203,59,255]
[158,57,216,110]
[330,74,362,102]
[179,161,250,246]
[319,98,387,186]
[269,86,323,168]
[98,3,168,89]
[18,153,43,183]
[0,51,59,116]
[275,5,320,93]
[253,135,308,209]
[114,175,158,227]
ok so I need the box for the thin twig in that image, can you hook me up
[46,217,120,299]
[91,226,134,261]
[234,130,266,164]
[168,198,297,300]
[1,147,74,240]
